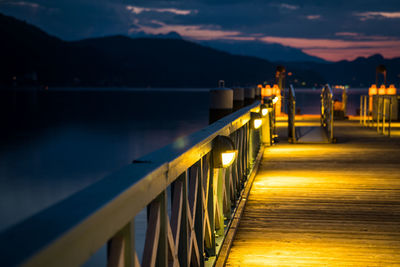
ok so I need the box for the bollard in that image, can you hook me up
[209,87,233,124]
[244,87,255,106]
[255,86,261,100]
[233,87,244,111]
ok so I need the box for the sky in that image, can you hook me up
[1,0,400,61]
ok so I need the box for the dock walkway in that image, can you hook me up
[226,119,400,266]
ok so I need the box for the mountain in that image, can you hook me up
[201,40,326,63]
[129,31,325,63]
[286,54,400,87]
[129,31,182,40]
[0,12,325,88]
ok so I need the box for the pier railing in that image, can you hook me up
[321,84,334,142]
[288,85,296,143]
[360,95,398,137]
[0,101,266,267]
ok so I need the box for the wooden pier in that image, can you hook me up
[225,118,400,266]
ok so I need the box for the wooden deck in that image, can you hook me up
[226,119,400,266]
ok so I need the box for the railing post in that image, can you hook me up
[261,103,272,146]
[195,160,205,265]
[377,97,381,133]
[360,95,363,125]
[157,191,168,267]
[204,156,216,258]
[383,97,386,135]
[177,172,189,266]
[107,221,135,267]
[388,97,392,137]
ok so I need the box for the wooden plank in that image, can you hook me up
[226,120,400,266]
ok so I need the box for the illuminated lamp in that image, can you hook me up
[378,85,386,95]
[212,135,237,168]
[272,84,280,95]
[387,84,397,95]
[261,106,268,116]
[251,112,263,129]
[272,96,279,104]
[368,84,377,95]
[262,85,273,98]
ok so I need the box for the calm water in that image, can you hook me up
[0,88,210,232]
[0,87,366,265]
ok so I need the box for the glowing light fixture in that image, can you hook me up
[251,112,263,129]
[378,84,386,95]
[262,108,268,116]
[368,84,377,95]
[387,84,397,95]
[272,96,279,104]
[212,135,237,168]
[221,151,236,167]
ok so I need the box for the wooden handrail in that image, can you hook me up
[0,101,264,267]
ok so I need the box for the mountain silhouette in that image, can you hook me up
[1,12,399,88]
[0,12,327,88]
[201,40,326,63]
[287,54,400,87]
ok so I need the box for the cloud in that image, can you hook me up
[335,32,359,37]
[4,1,40,8]
[260,36,400,61]
[126,5,197,16]
[306,15,321,20]
[129,20,253,41]
[335,32,392,41]
[279,3,299,10]
[355,11,400,21]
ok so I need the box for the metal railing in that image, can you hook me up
[288,85,296,143]
[0,102,266,267]
[321,84,334,142]
[359,95,371,126]
[360,95,398,137]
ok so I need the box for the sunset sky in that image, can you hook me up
[1,0,400,61]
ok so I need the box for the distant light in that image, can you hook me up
[288,72,293,76]
[387,84,397,95]
[254,119,262,129]
[272,96,279,104]
[369,84,377,95]
[378,84,386,95]
[221,151,237,168]
[262,108,268,116]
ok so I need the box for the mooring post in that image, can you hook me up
[255,86,261,101]
[209,85,233,124]
[244,87,255,106]
[233,87,244,111]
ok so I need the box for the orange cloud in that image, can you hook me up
[356,11,400,20]
[260,36,400,61]
[126,5,197,16]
